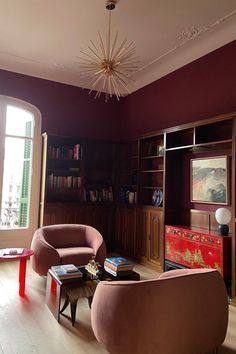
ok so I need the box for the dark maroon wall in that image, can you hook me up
[121,40,236,138]
[0,69,122,139]
[1,40,236,140]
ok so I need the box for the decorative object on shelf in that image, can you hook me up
[128,191,135,204]
[79,0,138,101]
[191,156,228,204]
[152,188,163,207]
[215,207,232,236]
[157,146,165,156]
[88,186,113,202]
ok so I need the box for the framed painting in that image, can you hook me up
[191,156,228,204]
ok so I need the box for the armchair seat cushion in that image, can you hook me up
[57,247,95,265]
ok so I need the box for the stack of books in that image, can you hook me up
[51,264,83,280]
[104,257,134,277]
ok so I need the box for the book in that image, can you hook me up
[104,265,133,277]
[51,264,83,279]
[104,257,134,268]
[2,248,24,256]
[61,264,80,273]
[104,261,133,272]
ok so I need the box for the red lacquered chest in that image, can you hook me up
[165,225,231,285]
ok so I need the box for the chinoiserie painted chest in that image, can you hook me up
[165,225,231,287]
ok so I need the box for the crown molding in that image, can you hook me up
[132,10,236,92]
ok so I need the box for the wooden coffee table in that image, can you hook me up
[46,266,140,325]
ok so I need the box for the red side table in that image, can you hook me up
[0,248,34,296]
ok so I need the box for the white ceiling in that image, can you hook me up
[0,0,235,94]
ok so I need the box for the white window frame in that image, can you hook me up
[0,96,42,247]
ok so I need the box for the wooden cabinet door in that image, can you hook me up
[43,204,66,225]
[125,207,136,257]
[136,207,148,259]
[95,205,115,251]
[149,210,163,263]
[74,205,94,225]
[115,206,126,251]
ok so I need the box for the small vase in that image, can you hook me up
[218,224,229,236]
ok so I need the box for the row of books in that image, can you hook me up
[51,264,83,280]
[48,144,83,160]
[104,257,134,277]
[48,174,82,189]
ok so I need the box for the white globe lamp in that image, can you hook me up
[215,208,231,236]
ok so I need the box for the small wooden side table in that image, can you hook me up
[46,267,140,326]
[0,248,34,296]
[46,268,85,323]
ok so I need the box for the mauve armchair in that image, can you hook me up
[91,268,228,354]
[31,224,106,276]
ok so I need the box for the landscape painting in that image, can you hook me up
[191,156,228,204]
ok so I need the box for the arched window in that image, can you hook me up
[0,96,41,247]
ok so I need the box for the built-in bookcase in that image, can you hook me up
[139,134,165,206]
[117,140,139,204]
[41,133,85,206]
[39,113,236,297]
[83,140,116,203]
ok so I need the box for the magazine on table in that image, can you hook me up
[1,248,24,256]
[51,264,83,279]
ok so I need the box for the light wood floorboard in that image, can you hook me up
[0,260,235,353]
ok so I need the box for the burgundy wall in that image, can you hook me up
[1,40,236,140]
[121,40,236,138]
[0,69,122,140]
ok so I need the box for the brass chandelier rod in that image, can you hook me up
[79,0,137,101]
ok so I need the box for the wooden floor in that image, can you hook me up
[0,261,235,354]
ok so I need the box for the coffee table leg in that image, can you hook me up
[19,257,27,296]
[88,296,93,308]
[70,299,78,326]
[60,295,70,314]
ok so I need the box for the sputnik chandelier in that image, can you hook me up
[79,0,138,101]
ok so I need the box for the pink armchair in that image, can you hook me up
[91,268,228,354]
[31,224,106,276]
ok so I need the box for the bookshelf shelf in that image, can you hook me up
[139,134,164,207]
[140,170,164,173]
[141,186,163,189]
[117,140,139,204]
[141,155,163,159]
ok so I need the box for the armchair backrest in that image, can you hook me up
[31,224,106,275]
[91,268,228,354]
[40,224,101,248]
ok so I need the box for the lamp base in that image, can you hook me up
[218,224,229,236]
